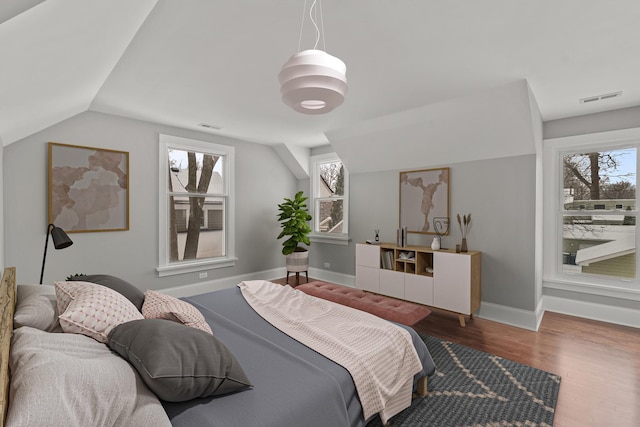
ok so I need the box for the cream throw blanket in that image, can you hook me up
[238,280,423,424]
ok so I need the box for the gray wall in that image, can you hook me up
[309,154,538,312]
[544,105,640,139]
[3,111,296,288]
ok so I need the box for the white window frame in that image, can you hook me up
[309,153,350,245]
[543,127,640,301]
[157,134,236,277]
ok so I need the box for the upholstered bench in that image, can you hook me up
[296,281,431,326]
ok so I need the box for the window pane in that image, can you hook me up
[168,149,223,194]
[318,161,344,196]
[563,148,635,209]
[562,215,635,278]
[317,199,343,234]
[169,196,225,261]
[561,148,636,279]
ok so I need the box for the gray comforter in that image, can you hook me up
[162,286,436,427]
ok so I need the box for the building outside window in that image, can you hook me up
[310,153,349,244]
[158,134,236,276]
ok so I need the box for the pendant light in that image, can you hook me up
[278,0,347,114]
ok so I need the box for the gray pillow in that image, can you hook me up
[77,274,145,311]
[107,319,252,402]
[14,284,62,332]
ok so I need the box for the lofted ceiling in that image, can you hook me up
[1,0,639,148]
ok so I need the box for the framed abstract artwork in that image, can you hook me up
[399,167,449,235]
[48,142,129,232]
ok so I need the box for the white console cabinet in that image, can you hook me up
[355,243,481,326]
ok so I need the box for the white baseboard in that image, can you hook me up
[543,295,640,329]
[476,302,540,331]
[164,270,640,333]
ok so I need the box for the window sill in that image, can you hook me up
[543,274,640,301]
[157,257,238,277]
[309,234,350,246]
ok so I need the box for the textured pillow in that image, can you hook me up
[55,281,144,343]
[76,274,145,311]
[142,289,213,334]
[14,284,62,332]
[7,327,172,427]
[108,319,252,402]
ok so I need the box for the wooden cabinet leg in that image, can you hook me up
[458,314,466,327]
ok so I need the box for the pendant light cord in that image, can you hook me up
[297,0,326,52]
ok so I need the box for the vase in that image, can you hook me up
[431,237,440,250]
[460,238,468,253]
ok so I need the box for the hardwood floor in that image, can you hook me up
[273,277,640,426]
[414,309,640,427]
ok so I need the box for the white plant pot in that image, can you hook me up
[286,250,309,272]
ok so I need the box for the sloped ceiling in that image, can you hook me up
[1,0,639,149]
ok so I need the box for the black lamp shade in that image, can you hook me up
[51,226,73,249]
[40,223,73,284]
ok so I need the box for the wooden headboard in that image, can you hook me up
[0,267,16,427]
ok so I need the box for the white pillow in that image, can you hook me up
[7,327,172,427]
[55,281,144,343]
[14,284,62,332]
[142,289,213,334]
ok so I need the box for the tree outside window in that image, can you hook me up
[158,134,235,277]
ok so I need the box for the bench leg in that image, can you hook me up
[416,376,428,397]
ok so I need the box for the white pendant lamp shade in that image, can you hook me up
[279,49,348,114]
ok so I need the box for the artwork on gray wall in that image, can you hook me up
[48,142,129,232]
[399,167,449,235]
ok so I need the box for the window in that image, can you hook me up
[309,153,349,244]
[561,148,636,279]
[158,134,236,276]
[544,128,639,295]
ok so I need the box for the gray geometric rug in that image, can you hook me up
[368,334,561,426]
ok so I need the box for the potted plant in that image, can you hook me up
[277,191,312,278]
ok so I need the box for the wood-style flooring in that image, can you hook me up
[272,277,640,427]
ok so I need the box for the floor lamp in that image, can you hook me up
[40,223,73,284]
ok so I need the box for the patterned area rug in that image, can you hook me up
[368,334,561,427]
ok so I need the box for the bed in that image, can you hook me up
[0,267,436,427]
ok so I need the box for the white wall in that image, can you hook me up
[3,111,297,289]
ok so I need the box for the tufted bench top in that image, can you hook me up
[296,281,431,326]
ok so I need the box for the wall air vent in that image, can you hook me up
[197,123,221,130]
[579,91,622,104]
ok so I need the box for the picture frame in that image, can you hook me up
[399,167,449,235]
[48,142,129,232]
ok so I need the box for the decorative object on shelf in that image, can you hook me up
[432,216,449,249]
[277,191,312,285]
[457,213,472,253]
[49,142,129,232]
[375,229,380,242]
[278,0,347,115]
[400,168,450,235]
[431,237,440,250]
[40,223,73,284]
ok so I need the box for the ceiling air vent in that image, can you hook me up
[579,91,622,104]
